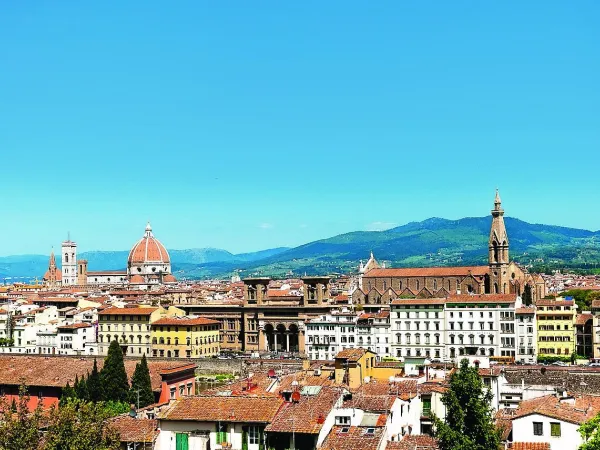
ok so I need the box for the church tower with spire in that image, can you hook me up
[42,249,63,288]
[488,189,509,294]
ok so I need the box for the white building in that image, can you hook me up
[511,394,600,450]
[515,306,537,363]
[57,322,97,355]
[7,306,59,354]
[305,309,357,360]
[445,294,521,360]
[391,298,445,361]
[61,238,78,286]
[356,310,391,359]
[305,309,390,360]
[36,329,58,355]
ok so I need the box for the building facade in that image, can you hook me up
[391,298,445,360]
[536,299,576,358]
[61,238,78,286]
[515,306,537,363]
[150,317,220,358]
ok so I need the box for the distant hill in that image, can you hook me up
[2,217,599,280]
[0,247,290,280]
[179,216,600,279]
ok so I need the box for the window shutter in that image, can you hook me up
[242,428,248,450]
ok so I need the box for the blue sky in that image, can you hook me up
[0,1,598,255]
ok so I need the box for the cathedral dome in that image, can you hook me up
[127,223,170,266]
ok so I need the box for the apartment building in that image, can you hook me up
[515,306,537,363]
[56,322,97,355]
[536,298,576,358]
[305,310,357,360]
[356,310,391,358]
[390,298,445,360]
[445,294,520,359]
[150,316,220,358]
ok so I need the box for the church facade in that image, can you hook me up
[352,191,547,305]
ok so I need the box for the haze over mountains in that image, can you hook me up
[1,216,599,281]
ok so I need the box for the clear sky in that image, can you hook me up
[0,1,598,256]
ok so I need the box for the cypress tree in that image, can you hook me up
[100,340,130,402]
[75,373,89,401]
[60,382,76,406]
[73,375,80,399]
[129,354,155,408]
[434,358,501,450]
[87,358,102,403]
[522,284,533,306]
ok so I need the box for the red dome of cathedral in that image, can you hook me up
[127,223,170,265]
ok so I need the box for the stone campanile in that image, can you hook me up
[488,189,509,294]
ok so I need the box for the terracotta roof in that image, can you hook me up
[509,444,550,450]
[265,387,343,434]
[151,317,220,326]
[0,355,194,392]
[536,299,574,307]
[385,435,439,449]
[57,323,92,330]
[391,298,446,305]
[446,294,516,304]
[321,426,385,450]
[110,416,158,443]
[36,297,78,303]
[99,307,158,316]
[513,394,600,424]
[515,307,535,314]
[129,275,145,284]
[364,266,488,278]
[160,396,283,423]
[335,348,370,362]
[576,314,593,326]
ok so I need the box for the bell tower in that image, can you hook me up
[488,190,509,294]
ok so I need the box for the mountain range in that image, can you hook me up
[1,216,599,281]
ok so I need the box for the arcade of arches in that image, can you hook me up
[261,322,301,353]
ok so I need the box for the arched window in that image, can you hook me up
[405,334,411,344]
[65,253,69,263]
[433,280,437,290]
[175,338,179,346]
[167,338,171,345]
[396,334,401,344]
[415,334,421,344]
[159,337,164,344]
[152,337,157,345]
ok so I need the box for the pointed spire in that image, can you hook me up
[49,249,56,268]
[494,189,502,211]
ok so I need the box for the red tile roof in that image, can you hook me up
[160,396,283,423]
[536,299,574,307]
[151,317,220,326]
[576,314,594,326]
[99,307,158,316]
[364,267,488,278]
[515,307,535,314]
[513,394,600,424]
[391,298,446,305]
[385,435,439,449]
[509,444,550,450]
[321,426,385,450]
[57,323,92,330]
[0,355,194,392]
[265,387,343,434]
[335,348,371,362]
[110,416,158,443]
[446,294,516,304]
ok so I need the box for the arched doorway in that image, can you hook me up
[263,323,274,352]
[275,324,286,353]
[288,324,299,353]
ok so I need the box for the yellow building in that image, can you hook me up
[536,298,576,358]
[151,316,220,358]
[98,305,185,356]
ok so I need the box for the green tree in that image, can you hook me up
[579,413,600,449]
[434,359,501,450]
[60,381,76,406]
[128,354,155,408]
[42,399,120,450]
[522,284,533,306]
[100,340,130,402]
[76,374,89,401]
[87,358,102,403]
[0,384,43,450]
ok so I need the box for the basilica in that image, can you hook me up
[42,222,177,289]
[352,191,547,304]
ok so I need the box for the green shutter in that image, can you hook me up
[176,433,189,450]
[242,427,248,450]
[259,428,264,450]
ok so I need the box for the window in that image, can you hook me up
[551,422,561,437]
[170,387,176,399]
[248,425,260,444]
[533,422,543,436]
[336,416,351,425]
